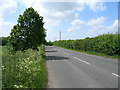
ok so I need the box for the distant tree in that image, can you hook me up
[0,37,8,46]
[47,40,53,46]
[9,7,46,52]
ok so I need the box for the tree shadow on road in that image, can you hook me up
[45,50,58,52]
[46,56,69,61]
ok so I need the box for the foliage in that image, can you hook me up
[8,7,46,52]
[53,34,119,55]
[2,45,47,88]
[0,37,8,46]
[45,40,53,46]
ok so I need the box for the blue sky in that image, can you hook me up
[0,0,118,41]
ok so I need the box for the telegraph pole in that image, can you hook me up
[60,31,61,41]
[54,37,55,41]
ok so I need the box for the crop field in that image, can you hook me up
[1,45,47,88]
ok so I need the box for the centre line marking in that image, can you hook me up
[112,73,120,78]
[73,57,91,65]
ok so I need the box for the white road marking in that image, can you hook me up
[73,57,91,65]
[64,53,69,56]
[112,73,120,78]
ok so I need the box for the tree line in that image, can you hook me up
[53,34,119,55]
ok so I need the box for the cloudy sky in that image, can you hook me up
[0,0,118,41]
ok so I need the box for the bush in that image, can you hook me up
[53,34,119,55]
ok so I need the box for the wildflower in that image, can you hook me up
[19,85,23,88]
[1,66,4,68]
[14,85,19,88]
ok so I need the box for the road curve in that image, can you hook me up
[46,46,119,88]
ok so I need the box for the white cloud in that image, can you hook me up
[0,0,17,37]
[67,19,86,31]
[87,17,107,26]
[67,17,118,37]
[106,20,118,33]
[21,1,86,29]
[0,18,15,37]
[86,2,106,12]
[21,1,107,29]
[86,19,118,37]
[0,0,17,17]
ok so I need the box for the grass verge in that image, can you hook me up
[55,46,118,60]
[2,45,47,88]
[0,46,2,90]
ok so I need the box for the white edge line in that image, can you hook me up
[112,73,120,78]
[73,57,91,65]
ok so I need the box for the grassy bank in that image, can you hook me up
[0,46,2,90]
[2,45,47,88]
[56,46,118,60]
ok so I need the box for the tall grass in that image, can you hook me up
[2,45,47,88]
[0,46,2,90]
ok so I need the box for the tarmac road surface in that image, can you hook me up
[46,46,119,88]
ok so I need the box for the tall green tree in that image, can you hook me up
[9,7,46,52]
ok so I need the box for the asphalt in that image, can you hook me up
[46,46,119,88]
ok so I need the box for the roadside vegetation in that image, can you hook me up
[2,45,47,88]
[53,33,119,59]
[0,37,8,46]
[0,46,2,90]
[2,7,47,88]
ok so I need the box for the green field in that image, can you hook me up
[1,45,47,88]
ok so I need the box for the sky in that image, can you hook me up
[0,0,118,41]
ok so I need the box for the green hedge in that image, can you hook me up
[53,34,119,55]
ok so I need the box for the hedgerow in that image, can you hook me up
[53,34,119,55]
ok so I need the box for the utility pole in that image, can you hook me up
[60,31,61,41]
[54,37,55,41]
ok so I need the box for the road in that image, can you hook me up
[46,46,119,88]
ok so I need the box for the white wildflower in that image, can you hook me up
[19,85,23,88]
[27,57,30,60]
[14,85,19,88]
